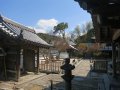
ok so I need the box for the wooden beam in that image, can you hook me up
[92,4,120,16]
[76,0,109,5]
[76,0,120,16]
[97,16,120,29]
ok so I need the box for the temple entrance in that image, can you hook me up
[22,49,35,74]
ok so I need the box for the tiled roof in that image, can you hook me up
[0,15,50,46]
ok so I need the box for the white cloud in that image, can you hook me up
[27,26,34,29]
[37,19,58,28]
[35,28,47,33]
[28,18,58,33]
[35,19,58,33]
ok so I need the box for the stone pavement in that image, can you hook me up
[0,73,46,90]
[15,59,105,90]
[73,59,91,76]
[72,59,105,90]
[0,59,107,90]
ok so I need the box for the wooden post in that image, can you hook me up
[106,61,108,73]
[55,62,56,72]
[112,42,117,78]
[37,47,39,73]
[3,56,7,80]
[16,48,20,81]
[118,42,120,61]
[93,61,95,71]
[16,29,23,81]
[50,80,53,90]
[43,61,44,70]
[53,62,54,72]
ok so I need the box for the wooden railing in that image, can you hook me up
[90,60,108,73]
[39,60,63,74]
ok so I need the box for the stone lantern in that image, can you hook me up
[61,58,75,90]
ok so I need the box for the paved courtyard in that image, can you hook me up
[0,59,106,90]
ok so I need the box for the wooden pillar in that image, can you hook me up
[16,48,21,81]
[16,30,22,81]
[37,47,39,73]
[20,49,24,73]
[106,61,108,73]
[93,61,95,70]
[118,42,120,61]
[112,42,117,78]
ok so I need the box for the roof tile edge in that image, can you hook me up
[1,15,35,33]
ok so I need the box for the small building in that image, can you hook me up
[0,15,50,81]
[37,33,78,59]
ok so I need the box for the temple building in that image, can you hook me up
[0,15,51,81]
[75,0,120,78]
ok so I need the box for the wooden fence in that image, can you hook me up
[90,60,108,73]
[39,60,63,74]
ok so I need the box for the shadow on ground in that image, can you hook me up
[43,73,105,90]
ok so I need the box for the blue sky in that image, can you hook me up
[0,0,91,33]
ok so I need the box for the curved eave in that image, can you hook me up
[21,39,52,48]
[0,15,51,48]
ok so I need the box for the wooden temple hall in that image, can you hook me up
[75,0,120,78]
[0,15,51,81]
